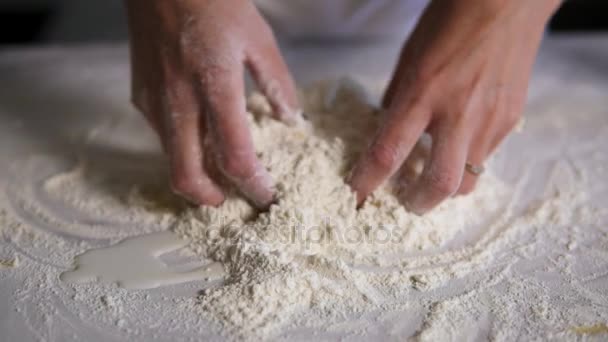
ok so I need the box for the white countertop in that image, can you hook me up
[1,35,607,341]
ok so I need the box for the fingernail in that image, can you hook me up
[242,170,276,209]
[400,189,426,216]
[403,198,424,216]
[281,107,303,127]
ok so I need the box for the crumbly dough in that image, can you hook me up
[173,80,509,337]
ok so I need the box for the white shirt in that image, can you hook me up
[255,0,428,39]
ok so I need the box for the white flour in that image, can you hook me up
[172,82,512,337]
[2,80,607,341]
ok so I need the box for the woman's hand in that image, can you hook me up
[349,0,561,214]
[125,0,299,208]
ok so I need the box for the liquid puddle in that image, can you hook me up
[61,231,225,290]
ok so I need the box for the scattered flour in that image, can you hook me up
[169,82,510,338]
[2,81,607,341]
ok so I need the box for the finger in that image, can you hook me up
[457,136,488,196]
[382,72,400,109]
[488,113,522,153]
[457,111,520,195]
[396,138,431,187]
[201,63,275,209]
[382,48,409,109]
[348,102,430,204]
[246,31,300,123]
[382,37,423,109]
[164,78,225,206]
[457,119,497,195]
[401,120,470,214]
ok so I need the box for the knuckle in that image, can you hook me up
[169,169,222,206]
[218,153,258,181]
[259,20,277,42]
[492,91,522,130]
[484,87,503,113]
[196,64,234,95]
[170,171,199,197]
[368,141,400,173]
[503,112,521,130]
[495,112,521,138]
[424,169,460,197]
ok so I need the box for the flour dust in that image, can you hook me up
[2,80,607,341]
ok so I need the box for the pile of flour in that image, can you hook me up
[3,80,604,341]
[172,81,510,337]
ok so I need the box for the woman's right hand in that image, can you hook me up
[125,0,299,208]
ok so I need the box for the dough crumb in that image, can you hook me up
[173,81,510,338]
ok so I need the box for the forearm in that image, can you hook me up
[431,0,562,22]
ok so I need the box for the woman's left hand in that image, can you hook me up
[349,0,561,214]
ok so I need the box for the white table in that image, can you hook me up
[1,35,607,341]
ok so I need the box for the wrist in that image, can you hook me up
[436,0,561,18]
